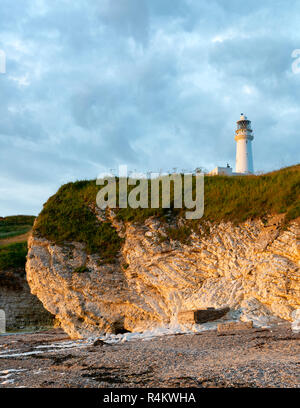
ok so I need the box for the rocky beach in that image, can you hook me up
[0,323,299,388]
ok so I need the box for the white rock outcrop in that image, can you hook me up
[0,309,5,334]
[291,309,300,333]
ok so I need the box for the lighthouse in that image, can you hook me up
[235,113,254,174]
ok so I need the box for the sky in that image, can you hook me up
[0,0,300,216]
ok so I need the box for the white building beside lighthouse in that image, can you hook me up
[208,113,255,176]
[235,113,254,174]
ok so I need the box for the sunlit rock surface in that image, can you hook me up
[26,216,300,339]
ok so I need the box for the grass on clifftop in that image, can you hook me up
[33,164,300,254]
[0,215,35,240]
[201,164,300,224]
[34,182,123,262]
[0,216,35,274]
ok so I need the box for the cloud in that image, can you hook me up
[0,0,299,215]
[96,0,149,45]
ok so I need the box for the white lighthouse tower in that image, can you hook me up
[235,113,254,174]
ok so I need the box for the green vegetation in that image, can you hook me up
[0,242,28,271]
[33,164,300,255]
[34,181,123,262]
[166,226,192,244]
[0,215,35,239]
[74,265,89,273]
[0,217,34,279]
[0,215,35,225]
[200,165,300,224]
[113,164,300,225]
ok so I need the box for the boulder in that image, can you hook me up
[217,321,253,334]
[178,307,230,324]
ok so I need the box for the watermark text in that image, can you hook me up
[292,49,300,74]
[96,166,204,220]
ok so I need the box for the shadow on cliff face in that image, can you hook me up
[0,267,55,332]
[112,321,131,335]
[0,268,24,291]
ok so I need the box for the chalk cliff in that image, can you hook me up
[26,213,300,339]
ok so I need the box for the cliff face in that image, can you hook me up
[0,268,54,331]
[26,214,300,339]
